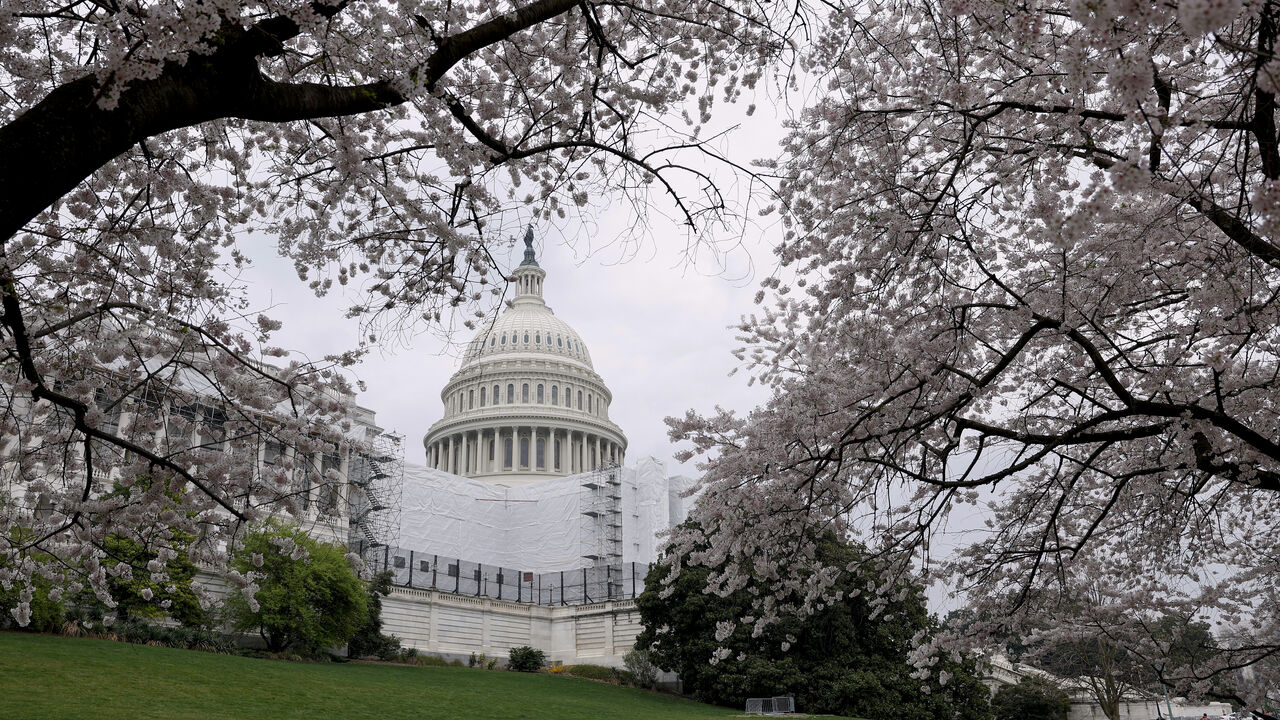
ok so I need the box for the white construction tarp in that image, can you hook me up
[397,457,682,572]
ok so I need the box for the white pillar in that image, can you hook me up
[462,432,470,476]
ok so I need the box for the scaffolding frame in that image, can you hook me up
[580,462,624,600]
[348,430,403,549]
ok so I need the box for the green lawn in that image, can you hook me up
[0,631,743,720]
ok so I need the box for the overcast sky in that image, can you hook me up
[236,213,778,476]
[233,97,798,476]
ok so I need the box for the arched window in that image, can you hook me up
[537,384,544,403]
[480,387,486,407]
[501,334,506,345]
[493,385,500,405]
[520,435,529,467]
[551,386,558,405]
[565,387,572,407]
[554,438,561,469]
[490,337,495,346]
[578,390,583,410]
[504,436,513,468]
[535,334,541,344]
[522,383,529,403]
[468,389,474,409]
[524,332,530,343]
[507,384,514,403]
[557,337,563,347]
[588,394,592,413]
[536,437,545,469]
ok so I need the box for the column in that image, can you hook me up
[462,432,470,476]
[595,436,601,471]
[447,435,455,475]
[509,426,517,470]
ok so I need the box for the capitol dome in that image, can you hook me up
[422,228,628,486]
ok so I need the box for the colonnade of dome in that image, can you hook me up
[422,229,627,486]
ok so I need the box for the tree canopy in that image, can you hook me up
[225,520,366,653]
[0,0,792,621]
[666,0,1280,710]
[635,528,991,720]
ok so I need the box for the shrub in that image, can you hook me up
[348,570,403,660]
[508,645,546,672]
[624,648,659,688]
[0,574,64,633]
[224,520,368,654]
[100,533,204,627]
[563,664,617,681]
[992,676,1071,720]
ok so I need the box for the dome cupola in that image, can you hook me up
[422,228,627,487]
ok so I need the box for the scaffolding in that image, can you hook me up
[580,462,624,600]
[348,430,403,549]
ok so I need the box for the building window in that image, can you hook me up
[468,389,474,409]
[504,436,513,467]
[264,440,285,466]
[537,384,544,403]
[551,385,558,405]
[393,556,406,569]
[420,560,431,572]
[507,384,514,403]
[447,563,460,578]
[557,337,563,347]
[536,437,545,468]
[520,436,529,467]
[524,332,529,343]
[535,333,541,344]
[480,387,486,407]
[522,383,529,403]
[494,384,500,404]
[565,387,572,407]
[501,334,506,345]
[490,337,495,346]
[554,439,561,469]
[578,390,583,410]
[588,394,592,413]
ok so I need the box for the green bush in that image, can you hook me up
[224,520,368,654]
[636,526,992,720]
[100,533,204,627]
[563,664,617,681]
[0,574,64,633]
[508,645,546,672]
[992,676,1071,720]
[348,571,402,660]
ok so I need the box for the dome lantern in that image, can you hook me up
[512,225,547,306]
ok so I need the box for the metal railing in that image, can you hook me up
[354,541,649,605]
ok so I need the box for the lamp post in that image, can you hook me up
[1157,664,1176,720]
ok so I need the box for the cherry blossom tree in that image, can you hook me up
[668,0,1280,710]
[0,0,794,626]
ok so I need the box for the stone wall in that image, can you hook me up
[380,586,643,666]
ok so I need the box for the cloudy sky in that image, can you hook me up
[234,99,796,476]
[236,209,778,477]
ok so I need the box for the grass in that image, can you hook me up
[0,631,744,720]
